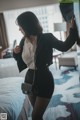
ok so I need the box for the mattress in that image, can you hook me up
[0,77,31,120]
[0,58,27,78]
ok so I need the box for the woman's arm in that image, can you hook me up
[13,37,24,60]
[48,17,79,52]
[13,37,27,72]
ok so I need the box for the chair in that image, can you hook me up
[58,51,78,70]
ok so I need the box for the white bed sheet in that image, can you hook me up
[0,77,27,120]
[0,58,27,78]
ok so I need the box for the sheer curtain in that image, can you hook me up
[3,4,63,48]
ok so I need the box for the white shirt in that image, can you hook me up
[22,38,36,69]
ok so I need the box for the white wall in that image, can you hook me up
[74,2,80,36]
[74,2,80,51]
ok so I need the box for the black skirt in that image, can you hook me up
[25,69,35,84]
[34,68,54,98]
[25,68,54,98]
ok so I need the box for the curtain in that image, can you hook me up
[0,13,9,50]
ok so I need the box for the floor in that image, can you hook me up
[43,65,80,120]
[28,63,80,120]
[27,53,80,120]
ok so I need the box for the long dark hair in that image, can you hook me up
[16,11,43,37]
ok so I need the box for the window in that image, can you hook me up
[4,4,63,48]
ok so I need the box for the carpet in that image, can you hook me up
[43,67,80,120]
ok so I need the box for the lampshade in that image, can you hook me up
[0,46,2,49]
[53,22,67,32]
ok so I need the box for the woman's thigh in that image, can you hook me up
[32,96,50,120]
[28,95,36,107]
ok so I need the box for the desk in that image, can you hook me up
[53,51,62,69]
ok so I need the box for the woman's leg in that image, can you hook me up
[28,95,36,107]
[32,96,50,120]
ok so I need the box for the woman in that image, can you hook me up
[13,11,79,120]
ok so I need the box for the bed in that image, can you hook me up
[0,58,27,78]
[0,77,33,120]
[0,58,32,120]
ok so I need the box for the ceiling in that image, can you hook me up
[0,0,59,12]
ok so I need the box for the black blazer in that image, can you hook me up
[13,28,78,72]
[13,37,27,72]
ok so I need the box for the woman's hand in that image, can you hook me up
[13,45,21,54]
